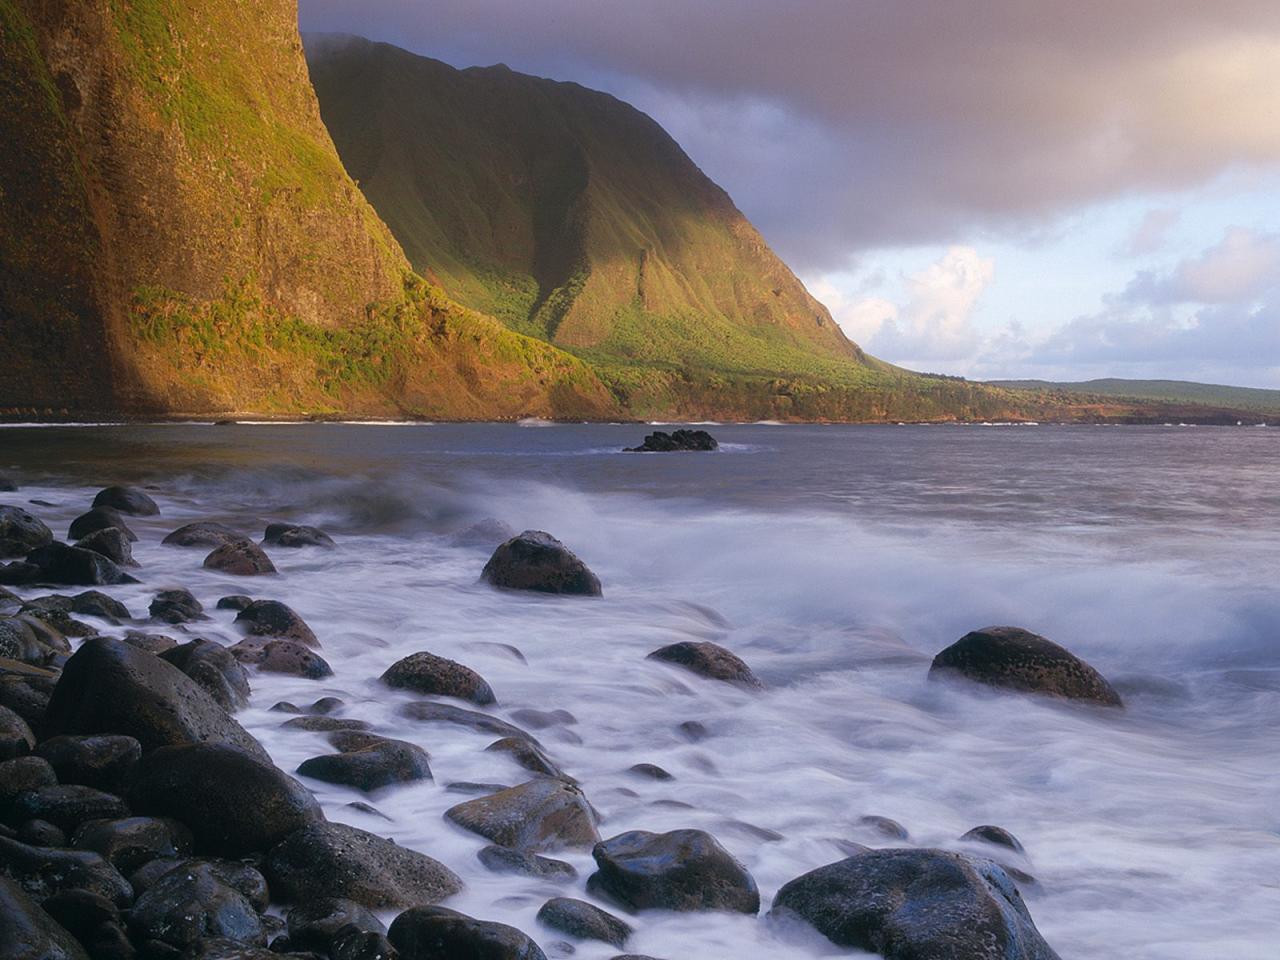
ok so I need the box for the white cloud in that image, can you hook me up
[1122,208,1180,256]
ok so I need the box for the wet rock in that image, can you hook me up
[624,429,718,453]
[444,778,599,852]
[0,505,54,558]
[960,825,1026,854]
[446,782,511,796]
[0,618,47,664]
[71,817,192,874]
[234,599,318,647]
[149,589,205,625]
[770,848,1061,959]
[68,508,136,544]
[929,627,1123,707]
[0,660,58,726]
[286,897,386,952]
[381,651,496,705]
[129,743,322,857]
[0,585,20,610]
[93,487,160,517]
[263,523,336,549]
[0,875,91,960]
[0,756,57,817]
[486,738,565,779]
[18,819,65,847]
[257,641,333,679]
[536,898,631,948]
[9,786,130,834]
[0,561,42,586]
[40,889,130,960]
[400,701,532,740]
[477,845,578,882]
[66,590,131,621]
[265,821,463,909]
[509,708,576,730]
[647,641,761,689]
[480,531,602,597]
[129,858,268,910]
[162,522,242,548]
[159,640,251,711]
[119,631,177,655]
[388,906,546,960]
[0,835,133,906]
[204,540,277,576]
[297,739,431,792]
[588,829,759,914]
[73,527,136,567]
[281,716,371,733]
[43,637,268,758]
[310,696,344,715]
[858,816,909,841]
[627,764,673,781]
[183,937,278,960]
[216,595,253,612]
[332,930,400,960]
[128,860,266,951]
[25,544,139,587]
[0,703,35,759]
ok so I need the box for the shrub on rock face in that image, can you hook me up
[646,641,762,689]
[388,906,546,960]
[588,829,759,914]
[93,486,160,517]
[128,743,322,857]
[0,506,54,558]
[203,539,277,576]
[770,848,1061,960]
[445,779,599,852]
[480,531,602,597]
[381,651,496,705]
[929,626,1123,707]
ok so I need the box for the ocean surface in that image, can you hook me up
[3,422,1278,958]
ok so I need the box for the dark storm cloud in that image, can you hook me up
[300,0,1280,268]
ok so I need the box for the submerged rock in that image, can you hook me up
[588,829,758,914]
[536,897,632,948]
[646,641,762,689]
[929,627,1123,707]
[162,522,242,548]
[623,429,718,453]
[445,779,599,852]
[960,825,1026,854]
[770,848,1060,960]
[234,599,318,646]
[149,589,205,625]
[480,531,602,597]
[400,701,532,740]
[256,640,333,679]
[388,906,546,960]
[203,540,277,576]
[263,523,336,549]
[92,486,159,517]
[382,651,496,705]
[297,738,431,792]
[477,845,578,882]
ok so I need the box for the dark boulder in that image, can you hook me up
[929,627,1123,707]
[40,889,132,960]
[255,640,333,679]
[119,631,176,655]
[18,819,65,847]
[399,701,531,740]
[0,661,58,726]
[148,589,205,625]
[623,429,718,453]
[129,743,322,857]
[92,487,160,517]
[234,600,318,646]
[588,829,758,914]
[477,845,577,882]
[627,764,673,781]
[128,861,266,952]
[646,641,761,689]
[281,716,371,733]
[0,703,35,759]
[297,739,431,792]
[159,640,251,711]
[73,527,137,567]
[162,522,241,548]
[25,544,138,587]
[67,509,136,543]
[0,561,42,586]
[485,737,565,779]
[286,897,385,952]
[43,637,268,758]
[0,835,133,906]
[480,531,602,597]
[70,817,192,875]
[0,618,48,665]
[960,825,1026,854]
[263,523,336,549]
[204,540,277,576]
[388,906,546,960]
[129,858,268,911]
[0,756,57,818]
[332,930,400,960]
[381,651,496,705]
[264,821,462,909]
[0,875,91,960]
[8,786,130,834]
[0,506,53,558]
[536,897,632,948]
[66,591,132,621]
[216,595,254,612]
[770,848,1060,960]
[857,816,909,841]
[444,779,599,852]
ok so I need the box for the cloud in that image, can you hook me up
[1122,208,1181,257]
[1122,227,1280,305]
[300,0,1280,267]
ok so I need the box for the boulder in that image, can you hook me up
[71,816,192,874]
[297,739,431,792]
[0,875,91,960]
[444,779,599,852]
[0,703,35,759]
[67,509,136,543]
[256,640,333,679]
[162,522,242,548]
[216,594,253,611]
[960,825,1026,854]
[770,848,1060,960]
[0,756,57,818]
[388,906,546,960]
[264,821,462,909]
[66,591,131,621]
[0,661,57,726]
[623,429,718,453]
[0,618,48,665]
[233,599,318,646]
[159,640,251,711]
[646,641,762,689]
[129,858,268,911]
[588,829,758,914]
[381,651,496,705]
[485,737,565,779]
[281,716,371,733]
[0,561,41,586]
[332,930,401,960]
[858,816,909,841]
[263,523,336,549]
[39,889,132,960]
[203,540,277,576]
[24,544,138,587]
[477,845,577,882]
[399,701,532,740]
[8,786,129,834]
[92,486,160,517]
[286,897,385,952]
[0,835,133,906]
[43,637,267,757]
[536,897,632,947]
[18,820,65,847]
[119,631,176,655]
[128,860,266,951]
[73,527,137,567]
[929,627,1123,707]
[148,589,205,624]
[480,531,602,597]
[0,506,53,558]
[627,763,673,781]
[128,743,322,857]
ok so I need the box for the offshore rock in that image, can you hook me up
[162,522,242,549]
[480,531,602,597]
[624,429,718,453]
[67,508,136,544]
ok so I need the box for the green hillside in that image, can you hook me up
[988,379,1280,417]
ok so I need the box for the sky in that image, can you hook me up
[300,0,1280,387]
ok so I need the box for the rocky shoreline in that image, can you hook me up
[0,477,1132,960]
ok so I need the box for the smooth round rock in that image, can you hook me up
[0,756,57,816]
[588,829,759,914]
[216,595,253,612]
[24,544,138,587]
[388,906,546,960]
[480,531,602,597]
[0,835,133,906]
[961,825,1026,854]
[400,702,531,740]
[149,589,205,625]
[162,522,242,548]
[203,540,277,576]
[382,651,496,705]
[298,739,431,792]
[93,487,159,517]
[445,779,599,852]
[286,897,386,951]
[0,703,35,759]
[68,508,136,543]
[257,640,332,679]
[234,599,318,646]
[72,527,135,567]
[160,639,251,711]
[263,523,336,549]
[128,860,265,951]
[9,785,130,833]
[646,641,761,688]
[477,845,578,882]
[0,506,53,559]
[71,816,193,874]
[536,898,632,948]
[0,874,91,960]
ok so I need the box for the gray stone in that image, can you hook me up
[445,779,599,852]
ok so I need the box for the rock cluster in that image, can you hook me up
[623,429,719,452]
